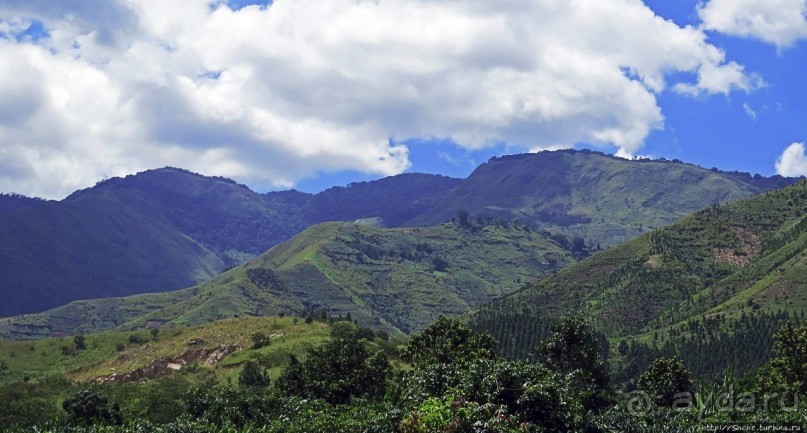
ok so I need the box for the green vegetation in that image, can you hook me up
[2,220,575,339]
[0,150,794,319]
[0,169,457,318]
[471,179,807,382]
[636,358,693,407]
[401,315,496,365]
[770,322,807,393]
[276,335,389,404]
[1,315,804,432]
[238,361,270,388]
[407,149,795,247]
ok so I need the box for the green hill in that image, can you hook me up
[1,220,574,338]
[471,179,807,379]
[406,150,796,247]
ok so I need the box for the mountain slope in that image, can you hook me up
[0,169,457,317]
[470,179,807,378]
[1,221,575,338]
[406,150,795,247]
[0,196,226,317]
[0,151,796,318]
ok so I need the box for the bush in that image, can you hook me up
[62,389,123,426]
[277,336,390,405]
[185,385,282,427]
[771,322,807,393]
[0,378,67,427]
[540,316,611,410]
[402,358,589,431]
[251,331,270,349]
[239,361,270,388]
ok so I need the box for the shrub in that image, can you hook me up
[62,389,123,426]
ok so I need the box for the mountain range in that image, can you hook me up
[0,149,797,319]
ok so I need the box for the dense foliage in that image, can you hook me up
[276,335,390,404]
[1,316,805,432]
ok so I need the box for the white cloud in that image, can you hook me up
[0,0,757,198]
[743,103,757,119]
[698,0,807,48]
[775,142,807,176]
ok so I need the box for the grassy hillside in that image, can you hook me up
[0,315,403,427]
[2,220,574,338]
[407,150,796,247]
[471,179,807,379]
[0,316,335,386]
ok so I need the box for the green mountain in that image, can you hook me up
[471,179,807,379]
[0,169,458,317]
[406,150,795,247]
[1,220,574,338]
[0,151,796,318]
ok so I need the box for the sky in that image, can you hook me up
[0,0,806,199]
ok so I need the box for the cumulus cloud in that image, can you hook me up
[0,0,756,198]
[775,142,807,176]
[698,0,807,48]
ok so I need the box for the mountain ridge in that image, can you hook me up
[0,150,799,318]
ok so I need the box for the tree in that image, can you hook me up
[277,336,390,404]
[73,335,87,351]
[238,361,270,388]
[432,257,449,272]
[275,355,304,394]
[540,316,610,409]
[62,389,123,426]
[618,340,629,356]
[637,357,693,407]
[402,359,587,432]
[402,316,497,366]
[456,209,471,227]
[251,331,270,349]
[150,328,159,341]
[770,323,807,392]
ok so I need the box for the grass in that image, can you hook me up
[0,317,334,386]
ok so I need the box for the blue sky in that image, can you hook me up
[1,0,806,198]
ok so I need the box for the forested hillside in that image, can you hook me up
[471,179,807,380]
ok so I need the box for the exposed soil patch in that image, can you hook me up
[713,227,762,267]
[645,255,662,269]
[95,344,239,384]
